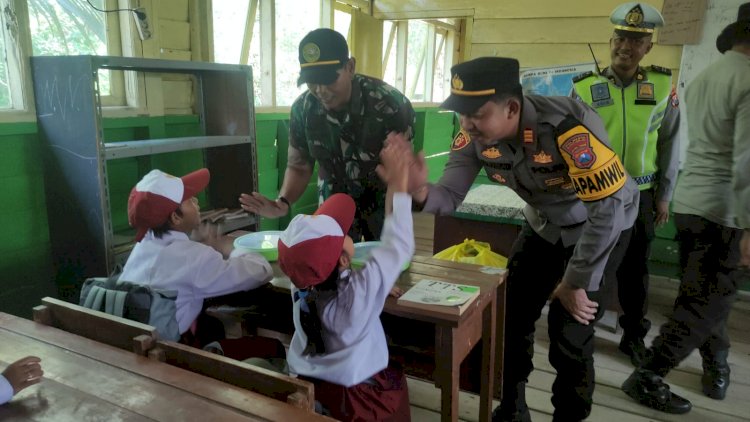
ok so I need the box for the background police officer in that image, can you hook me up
[622,3,750,414]
[572,2,680,366]
[396,57,639,421]
[240,28,415,241]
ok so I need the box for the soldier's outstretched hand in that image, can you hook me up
[239,192,288,218]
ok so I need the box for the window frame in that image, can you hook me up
[0,0,140,122]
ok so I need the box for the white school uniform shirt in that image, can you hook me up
[0,375,12,404]
[287,193,415,387]
[120,230,273,334]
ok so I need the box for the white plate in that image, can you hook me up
[233,231,283,261]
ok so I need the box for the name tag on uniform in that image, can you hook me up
[636,82,656,105]
[590,83,613,108]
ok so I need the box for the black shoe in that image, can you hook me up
[702,351,730,400]
[622,369,692,414]
[618,336,648,366]
[492,405,531,422]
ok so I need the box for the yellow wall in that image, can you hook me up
[374,0,682,76]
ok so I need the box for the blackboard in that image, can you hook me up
[676,0,744,162]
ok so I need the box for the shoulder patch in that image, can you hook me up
[556,124,627,201]
[572,71,595,83]
[649,65,672,75]
[451,131,471,151]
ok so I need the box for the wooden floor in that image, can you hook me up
[409,213,750,421]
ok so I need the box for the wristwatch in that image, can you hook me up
[277,196,291,215]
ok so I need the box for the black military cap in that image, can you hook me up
[716,2,750,53]
[297,28,349,86]
[440,57,522,115]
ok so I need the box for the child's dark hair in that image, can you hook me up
[151,206,182,238]
[298,266,344,355]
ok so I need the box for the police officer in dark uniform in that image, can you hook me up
[572,2,680,366]
[240,28,415,241]
[399,57,639,421]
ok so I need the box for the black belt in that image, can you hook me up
[633,173,656,185]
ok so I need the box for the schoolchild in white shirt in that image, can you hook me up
[121,168,282,361]
[278,141,415,421]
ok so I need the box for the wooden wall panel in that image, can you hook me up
[473,18,612,44]
[375,0,664,19]
[373,0,680,73]
[470,43,682,73]
[158,0,189,22]
[159,20,191,51]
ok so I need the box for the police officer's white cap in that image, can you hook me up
[610,2,664,35]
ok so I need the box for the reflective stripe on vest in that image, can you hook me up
[574,70,671,190]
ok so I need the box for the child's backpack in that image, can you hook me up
[79,272,180,341]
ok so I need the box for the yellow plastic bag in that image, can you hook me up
[433,239,508,268]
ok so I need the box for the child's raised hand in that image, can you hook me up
[377,135,411,191]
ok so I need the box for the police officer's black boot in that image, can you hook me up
[622,368,692,414]
[701,350,730,400]
[492,382,531,422]
[618,317,651,366]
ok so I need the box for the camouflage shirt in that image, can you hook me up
[289,74,415,240]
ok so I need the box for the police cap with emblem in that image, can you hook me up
[716,3,750,54]
[440,57,522,115]
[610,2,664,38]
[297,28,350,86]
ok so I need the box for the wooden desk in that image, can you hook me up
[0,313,332,421]
[267,255,505,422]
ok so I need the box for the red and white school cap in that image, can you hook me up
[127,168,210,241]
[278,193,355,289]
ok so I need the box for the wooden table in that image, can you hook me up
[267,255,505,422]
[0,313,331,421]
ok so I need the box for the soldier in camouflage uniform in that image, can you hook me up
[395,57,639,421]
[240,28,415,241]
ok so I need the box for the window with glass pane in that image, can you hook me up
[0,25,11,109]
[406,20,428,102]
[275,0,320,106]
[334,9,351,41]
[28,0,110,94]
[382,21,396,87]
[212,0,261,106]
[432,33,447,102]
[213,0,250,64]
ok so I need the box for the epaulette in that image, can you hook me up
[572,71,595,83]
[649,65,672,75]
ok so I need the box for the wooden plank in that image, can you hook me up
[0,328,262,421]
[159,19,191,51]
[34,297,157,354]
[158,0,189,21]
[374,0,650,19]
[0,314,334,421]
[473,17,614,44]
[152,339,316,412]
[469,43,682,73]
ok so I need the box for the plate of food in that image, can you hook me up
[233,231,284,261]
[351,241,410,271]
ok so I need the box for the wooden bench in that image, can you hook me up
[149,339,316,412]
[32,296,157,355]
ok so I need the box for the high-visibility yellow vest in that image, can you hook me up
[573,67,671,190]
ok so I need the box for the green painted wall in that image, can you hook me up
[0,107,687,319]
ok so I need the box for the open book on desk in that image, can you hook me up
[397,279,480,315]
